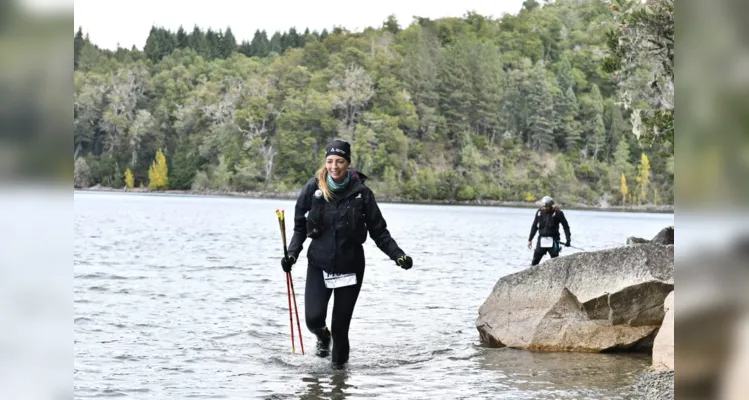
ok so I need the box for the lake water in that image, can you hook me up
[74,191,674,399]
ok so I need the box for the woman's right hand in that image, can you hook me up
[281,255,296,272]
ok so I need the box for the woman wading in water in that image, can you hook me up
[280,139,413,367]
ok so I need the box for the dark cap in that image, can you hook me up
[325,139,351,163]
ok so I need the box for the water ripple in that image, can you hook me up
[74,192,673,399]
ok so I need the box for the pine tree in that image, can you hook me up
[636,152,651,205]
[286,27,301,49]
[527,61,554,152]
[437,37,475,136]
[238,40,252,57]
[220,27,237,58]
[280,31,290,52]
[559,86,580,152]
[124,168,135,189]
[205,29,220,60]
[144,26,176,63]
[250,30,270,57]
[176,26,189,49]
[587,84,606,160]
[269,32,283,54]
[74,27,85,69]
[148,149,169,190]
[556,56,575,93]
[605,102,629,160]
[471,41,504,140]
[189,25,209,58]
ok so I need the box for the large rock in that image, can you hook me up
[652,291,674,370]
[627,236,650,245]
[476,244,674,352]
[651,226,674,245]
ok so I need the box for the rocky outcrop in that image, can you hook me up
[627,236,650,245]
[652,291,674,370]
[476,243,674,352]
[651,226,674,245]
[626,226,674,246]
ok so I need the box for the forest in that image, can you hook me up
[73,0,674,208]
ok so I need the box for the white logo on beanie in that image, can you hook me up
[329,148,347,155]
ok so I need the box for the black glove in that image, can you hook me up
[396,255,413,270]
[565,240,571,247]
[281,255,296,272]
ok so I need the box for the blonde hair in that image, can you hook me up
[316,164,332,202]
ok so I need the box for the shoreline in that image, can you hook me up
[76,186,674,214]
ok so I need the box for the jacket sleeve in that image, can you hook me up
[528,210,539,242]
[287,181,314,259]
[363,189,405,261]
[558,210,571,242]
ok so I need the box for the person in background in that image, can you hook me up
[280,139,413,368]
[527,196,571,266]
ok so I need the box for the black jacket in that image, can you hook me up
[528,206,571,243]
[287,171,405,274]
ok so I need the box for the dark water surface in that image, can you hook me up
[74,191,673,399]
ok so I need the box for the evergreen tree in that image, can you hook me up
[559,86,580,152]
[220,27,237,58]
[238,40,252,57]
[250,30,270,57]
[269,31,283,54]
[605,102,629,161]
[144,26,176,63]
[205,28,220,59]
[586,84,606,159]
[74,26,85,69]
[556,56,575,93]
[176,26,189,49]
[526,61,554,152]
[437,36,475,137]
[188,26,209,58]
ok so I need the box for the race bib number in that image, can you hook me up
[540,237,554,248]
[323,271,357,289]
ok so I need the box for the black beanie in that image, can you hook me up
[325,139,351,163]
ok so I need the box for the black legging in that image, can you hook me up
[305,265,364,363]
[531,239,560,265]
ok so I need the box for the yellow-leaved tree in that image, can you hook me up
[636,152,651,205]
[620,173,629,205]
[124,168,135,189]
[148,149,168,190]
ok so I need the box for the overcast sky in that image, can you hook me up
[74,0,526,51]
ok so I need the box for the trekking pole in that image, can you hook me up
[286,270,296,353]
[288,266,305,355]
[276,209,304,355]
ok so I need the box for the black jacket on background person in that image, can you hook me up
[287,171,405,274]
[528,206,571,245]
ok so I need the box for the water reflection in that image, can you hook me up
[298,370,354,400]
[476,347,649,398]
